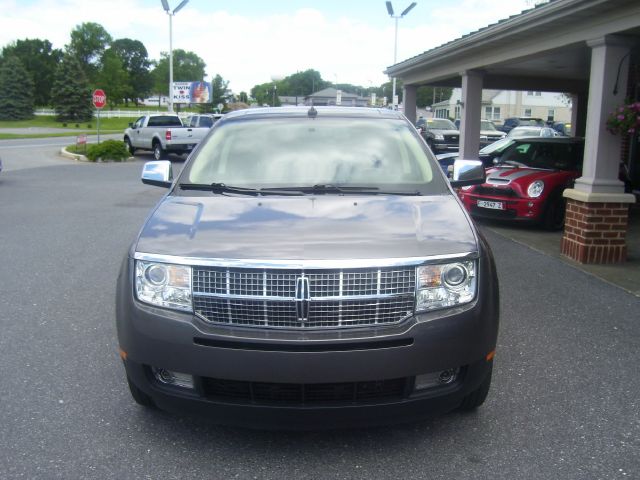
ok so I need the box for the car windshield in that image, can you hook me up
[498,141,583,170]
[182,116,447,194]
[426,119,456,130]
[480,121,497,131]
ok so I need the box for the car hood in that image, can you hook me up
[429,129,459,135]
[135,194,477,260]
[485,166,569,185]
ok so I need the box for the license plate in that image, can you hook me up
[477,200,504,210]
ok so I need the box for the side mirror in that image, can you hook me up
[450,159,485,188]
[128,122,133,128]
[141,161,173,188]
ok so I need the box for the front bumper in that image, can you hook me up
[459,192,545,222]
[116,247,499,428]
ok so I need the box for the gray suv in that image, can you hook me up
[116,107,499,429]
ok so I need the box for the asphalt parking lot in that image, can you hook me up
[0,149,638,479]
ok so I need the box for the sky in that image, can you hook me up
[0,0,539,95]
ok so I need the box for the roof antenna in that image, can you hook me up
[308,106,317,118]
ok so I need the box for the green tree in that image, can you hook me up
[238,91,248,103]
[97,49,130,108]
[67,22,112,84]
[416,86,454,109]
[0,57,35,120]
[50,53,93,122]
[151,49,207,95]
[0,39,62,106]
[109,38,152,105]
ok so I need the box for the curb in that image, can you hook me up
[60,146,135,163]
[60,146,89,162]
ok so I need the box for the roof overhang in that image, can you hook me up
[385,0,640,93]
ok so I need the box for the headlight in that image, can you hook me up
[135,261,192,311]
[434,133,445,140]
[415,261,477,313]
[527,180,544,198]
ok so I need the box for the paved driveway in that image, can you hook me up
[0,152,638,479]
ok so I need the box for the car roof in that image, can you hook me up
[222,106,405,121]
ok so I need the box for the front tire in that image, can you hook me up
[124,137,135,155]
[127,377,155,408]
[153,142,166,161]
[542,195,566,231]
[458,366,492,411]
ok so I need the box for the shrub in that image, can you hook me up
[86,140,130,162]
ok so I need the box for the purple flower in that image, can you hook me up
[619,107,625,113]
[618,114,625,121]
[628,128,635,134]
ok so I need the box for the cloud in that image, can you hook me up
[0,0,533,94]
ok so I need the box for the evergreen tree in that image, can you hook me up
[50,54,93,122]
[1,39,62,106]
[0,56,35,120]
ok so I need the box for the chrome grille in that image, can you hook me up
[192,266,416,329]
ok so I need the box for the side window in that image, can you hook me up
[133,117,144,129]
[201,117,213,127]
[147,117,158,127]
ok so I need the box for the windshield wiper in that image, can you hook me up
[179,183,305,196]
[179,183,261,196]
[260,184,421,195]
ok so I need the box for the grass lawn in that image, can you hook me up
[0,116,131,131]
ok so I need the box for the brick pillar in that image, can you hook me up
[561,193,635,264]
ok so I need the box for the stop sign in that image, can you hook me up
[93,89,106,109]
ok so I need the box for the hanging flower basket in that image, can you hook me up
[606,102,640,135]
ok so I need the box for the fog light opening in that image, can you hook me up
[152,367,194,389]
[438,368,458,384]
[414,367,460,391]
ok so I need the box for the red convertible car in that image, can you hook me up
[458,137,584,230]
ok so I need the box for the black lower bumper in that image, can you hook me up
[123,357,493,429]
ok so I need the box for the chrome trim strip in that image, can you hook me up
[192,292,409,302]
[134,252,479,268]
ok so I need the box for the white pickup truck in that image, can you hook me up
[124,114,211,160]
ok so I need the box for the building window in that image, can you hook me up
[547,109,555,122]
[524,108,532,117]
[527,91,534,96]
[454,105,461,119]
[485,106,501,120]
[535,92,542,96]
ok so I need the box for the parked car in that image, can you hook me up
[184,113,224,128]
[416,118,460,152]
[479,120,507,146]
[507,126,558,138]
[451,119,506,147]
[457,137,584,230]
[124,114,211,160]
[436,137,517,173]
[116,106,500,429]
[496,117,545,134]
[552,122,572,136]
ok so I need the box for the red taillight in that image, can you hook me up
[165,130,171,141]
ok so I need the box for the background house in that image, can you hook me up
[430,88,572,123]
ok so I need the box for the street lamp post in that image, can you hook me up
[385,1,416,109]
[161,0,189,113]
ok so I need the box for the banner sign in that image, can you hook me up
[172,81,212,104]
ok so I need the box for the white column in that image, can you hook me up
[403,85,417,125]
[574,36,630,194]
[459,70,483,160]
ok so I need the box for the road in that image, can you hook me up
[0,134,121,171]
[0,144,638,479]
